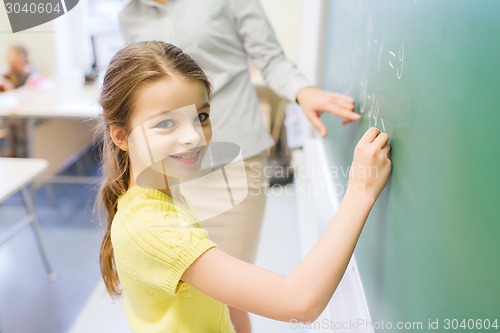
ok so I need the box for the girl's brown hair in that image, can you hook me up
[97,41,211,296]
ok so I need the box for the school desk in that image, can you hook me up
[0,157,56,280]
[0,79,101,184]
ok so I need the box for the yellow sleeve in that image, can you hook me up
[140,221,216,295]
[159,226,216,295]
[112,188,217,295]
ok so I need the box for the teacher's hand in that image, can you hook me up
[296,86,359,137]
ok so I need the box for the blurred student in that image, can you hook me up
[0,45,35,91]
[0,45,36,157]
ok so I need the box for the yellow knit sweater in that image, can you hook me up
[111,185,236,333]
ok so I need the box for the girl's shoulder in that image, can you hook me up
[116,186,199,228]
[111,186,212,259]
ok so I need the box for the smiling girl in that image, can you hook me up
[98,41,391,333]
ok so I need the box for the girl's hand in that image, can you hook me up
[296,86,360,137]
[347,127,392,201]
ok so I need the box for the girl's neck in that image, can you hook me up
[167,183,186,206]
[129,168,186,206]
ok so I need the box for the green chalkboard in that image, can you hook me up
[321,0,500,329]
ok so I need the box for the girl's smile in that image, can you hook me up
[169,146,204,165]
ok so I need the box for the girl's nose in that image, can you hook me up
[179,123,203,147]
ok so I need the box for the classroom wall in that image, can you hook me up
[260,0,301,64]
[52,1,93,77]
[296,0,327,84]
[0,6,57,74]
[0,1,96,78]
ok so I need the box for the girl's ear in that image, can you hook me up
[110,125,128,151]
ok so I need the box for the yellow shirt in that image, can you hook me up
[111,186,236,333]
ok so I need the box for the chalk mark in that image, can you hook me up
[397,43,405,79]
[388,42,405,79]
[377,36,385,71]
[373,102,380,127]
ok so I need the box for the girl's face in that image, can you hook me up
[127,76,211,183]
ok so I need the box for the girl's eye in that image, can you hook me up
[197,112,209,122]
[155,119,176,129]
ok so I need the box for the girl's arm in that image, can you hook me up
[182,127,391,322]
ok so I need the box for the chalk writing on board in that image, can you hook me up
[398,43,405,79]
[365,92,373,117]
[364,92,386,131]
[373,98,380,127]
[366,17,374,48]
[388,43,405,79]
[367,93,377,126]
[359,79,368,114]
[376,36,385,71]
[389,51,396,68]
